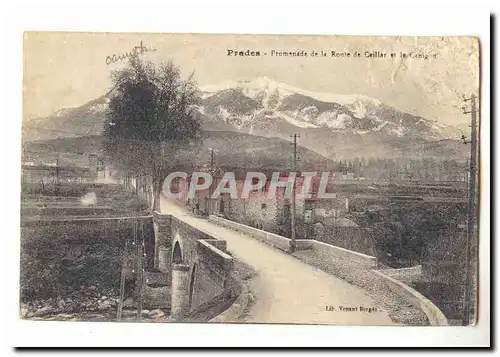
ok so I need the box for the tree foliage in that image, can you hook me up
[369,201,466,267]
[103,57,202,211]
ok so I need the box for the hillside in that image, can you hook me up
[22,131,332,171]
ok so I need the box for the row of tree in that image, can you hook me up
[329,157,468,181]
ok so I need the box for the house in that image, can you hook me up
[165,167,354,236]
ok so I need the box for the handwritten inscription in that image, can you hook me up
[105,41,157,65]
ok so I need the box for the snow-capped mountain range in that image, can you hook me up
[23,77,465,160]
[197,77,459,140]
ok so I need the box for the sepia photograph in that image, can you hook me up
[19,31,481,332]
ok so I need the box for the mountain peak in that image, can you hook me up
[240,76,279,88]
[199,77,460,141]
[200,77,382,108]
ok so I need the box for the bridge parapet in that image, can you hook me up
[197,239,233,282]
[209,215,312,252]
[152,212,235,320]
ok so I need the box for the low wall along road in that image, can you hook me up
[208,215,378,268]
[206,214,447,326]
[373,270,449,326]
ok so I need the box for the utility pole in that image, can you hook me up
[116,240,128,322]
[138,220,146,322]
[99,158,106,179]
[55,156,60,184]
[208,148,215,215]
[290,134,299,253]
[464,157,470,199]
[210,148,215,171]
[461,93,479,326]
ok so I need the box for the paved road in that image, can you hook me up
[160,198,394,325]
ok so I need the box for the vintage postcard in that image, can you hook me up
[21,32,480,327]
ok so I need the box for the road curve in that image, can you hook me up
[161,199,394,325]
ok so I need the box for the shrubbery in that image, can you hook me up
[20,222,134,301]
[368,201,466,267]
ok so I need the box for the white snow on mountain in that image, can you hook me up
[315,112,353,130]
[348,99,374,119]
[390,125,406,137]
[88,103,108,113]
[40,76,459,142]
[200,76,382,107]
[197,105,206,115]
[200,77,389,133]
[199,77,461,140]
[217,107,232,121]
[53,108,73,117]
[269,112,319,129]
[297,106,319,123]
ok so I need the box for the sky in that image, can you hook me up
[23,32,479,126]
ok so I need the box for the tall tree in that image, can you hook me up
[103,57,202,211]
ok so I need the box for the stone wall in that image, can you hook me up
[221,194,281,233]
[152,213,235,319]
[373,270,449,326]
[189,240,233,314]
[209,215,378,267]
[219,192,295,235]
[152,212,172,276]
[209,215,312,253]
[308,240,378,268]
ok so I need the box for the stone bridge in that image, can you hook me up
[152,212,236,320]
